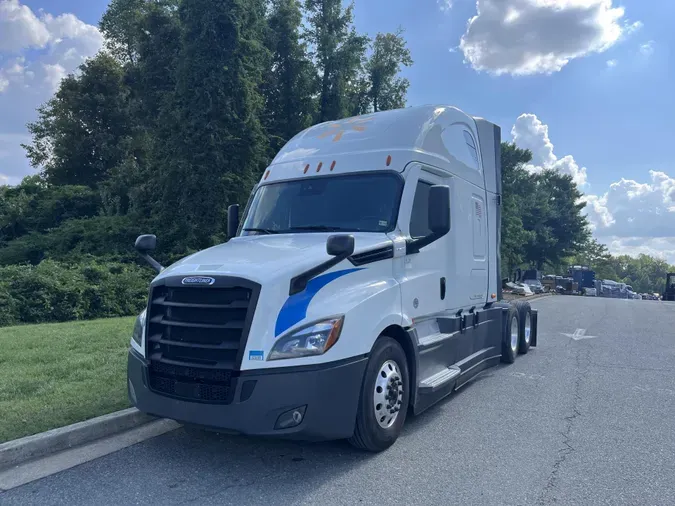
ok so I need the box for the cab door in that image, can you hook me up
[398,166,450,322]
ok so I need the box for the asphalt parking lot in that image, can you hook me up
[3,296,675,506]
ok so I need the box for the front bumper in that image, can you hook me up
[127,350,368,441]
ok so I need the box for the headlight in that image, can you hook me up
[132,309,146,347]
[268,316,344,361]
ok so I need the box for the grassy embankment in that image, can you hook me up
[0,317,134,443]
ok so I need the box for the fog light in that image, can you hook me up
[274,405,307,430]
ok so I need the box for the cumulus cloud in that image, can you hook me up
[582,171,675,237]
[639,40,655,56]
[0,1,104,94]
[459,0,634,75]
[581,172,675,263]
[0,0,50,52]
[511,114,675,263]
[511,113,588,187]
[596,237,675,264]
[438,0,453,12]
[0,0,103,184]
[606,59,618,67]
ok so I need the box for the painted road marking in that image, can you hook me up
[561,328,597,340]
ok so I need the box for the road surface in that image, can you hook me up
[3,296,675,505]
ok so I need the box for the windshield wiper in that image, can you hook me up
[242,227,280,235]
[283,225,360,233]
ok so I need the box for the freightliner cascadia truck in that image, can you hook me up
[127,104,539,452]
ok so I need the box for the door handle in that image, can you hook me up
[440,277,446,300]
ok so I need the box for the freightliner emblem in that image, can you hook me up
[181,276,216,286]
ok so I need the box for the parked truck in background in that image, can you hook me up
[664,273,675,301]
[568,265,596,296]
[127,105,540,452]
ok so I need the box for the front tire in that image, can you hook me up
[348,337,410,452]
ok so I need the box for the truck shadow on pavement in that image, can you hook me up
[137,365,509,504]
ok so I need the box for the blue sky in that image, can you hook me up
[1,0,674,262]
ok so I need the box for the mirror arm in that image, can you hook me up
[405,229,448,255]
[289,251,351,296]
[139,253,164,274]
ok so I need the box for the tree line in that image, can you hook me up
[0,0,672,326]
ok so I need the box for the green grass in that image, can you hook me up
[0,317,135,443]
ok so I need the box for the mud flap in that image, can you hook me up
[530,308,538,347]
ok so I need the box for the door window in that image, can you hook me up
[409,180,433,238]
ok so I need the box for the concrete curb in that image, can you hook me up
[0,408,156,471]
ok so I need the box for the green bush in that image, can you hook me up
[0,215,145,266]
[0,260,154,327]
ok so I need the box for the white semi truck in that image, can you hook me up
[127,105,539,452]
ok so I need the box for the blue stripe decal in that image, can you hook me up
[275,268,364,337]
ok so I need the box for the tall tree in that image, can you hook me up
[304,0,369,122]
[500,142,536,275]
[102,2,183,216]
[522,170,590,269]
[156,0,270,249]
[365,29,413,112]
[23,54,135,189]
[262,0,317,154]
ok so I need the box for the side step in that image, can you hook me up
[418,366,461,393]
[418,331,458,348]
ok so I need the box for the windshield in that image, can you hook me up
[240,173,403,235]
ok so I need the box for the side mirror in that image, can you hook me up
[227,204,240,238]
[135,234,157,254]
[289,234,356,295]
[134,234,163,273]
[327,234,355,257]
[428,185,450,236]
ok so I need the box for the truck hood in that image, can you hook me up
[156,232,393,284]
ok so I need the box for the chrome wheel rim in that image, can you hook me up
[524,313,531,345]
[373,360,403,429]
[510,317,519,353]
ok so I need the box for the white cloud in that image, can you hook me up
[0,2,103,95]
[438,0,453,12]
[639,40,655,56]
[582,171,675,263]
[459,0,633,75]
[606,59,618,67]
[0,0,50,52]
[595,237,675,265]
[0,1,103,185]
[625,20,643,34]
[582,171,675,238]
[511,113,588,187]
[42,63,66,91]
[511,114,675,263]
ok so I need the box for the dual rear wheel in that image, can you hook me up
[501,300,532,363]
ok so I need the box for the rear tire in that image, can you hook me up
[501,305,520,364]
[348,337,410,452]
[514,300,532,355]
